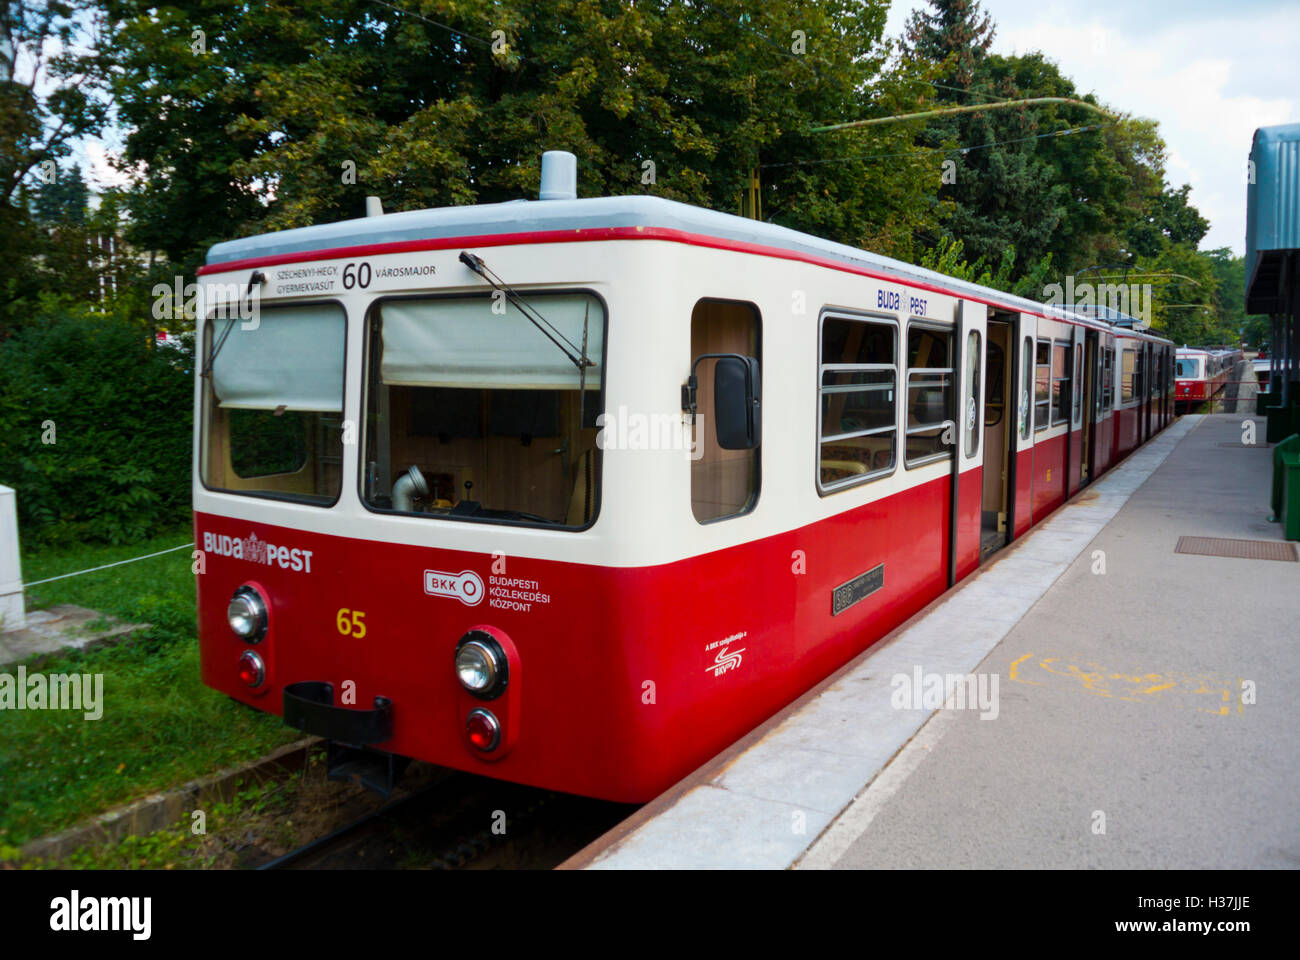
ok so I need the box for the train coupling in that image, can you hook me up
[282,681,409,797]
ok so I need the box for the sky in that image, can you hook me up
[884,0,1300,255]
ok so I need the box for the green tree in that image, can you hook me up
[0,1,107,331]
[1125,183,1209,258]
[92,0,946,271]
[898,0,1175,289]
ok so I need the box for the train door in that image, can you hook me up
[1066,325,1084,497]
[1009,312,1036,539]
[1164,343,1175,426]
[980,311,1015,561]
[1143,343,1153,440]
[1081,329,1098,485]
[949,300,987,585]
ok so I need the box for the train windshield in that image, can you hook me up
[1176,357,1202,379]
[362,292,605,528]
[200,303,346,504]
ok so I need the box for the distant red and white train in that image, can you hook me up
[1175,346,1238,409]
[192,152,1175,802]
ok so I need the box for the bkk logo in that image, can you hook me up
[704,631,747,677]
[424,569,485,607]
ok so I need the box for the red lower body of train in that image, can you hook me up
[1175,374,1227,408]
[197,403,1167,803]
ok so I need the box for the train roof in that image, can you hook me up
[207,192,1169,342]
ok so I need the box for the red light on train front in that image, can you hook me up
[237,651,265,688]
[466,708,501,751]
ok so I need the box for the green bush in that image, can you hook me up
[0,299,193,546]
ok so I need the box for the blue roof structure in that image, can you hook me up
[1246,122,1300,313]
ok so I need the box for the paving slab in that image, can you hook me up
[0,604,149,667]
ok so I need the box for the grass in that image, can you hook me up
[14,748,410,870]
[0,525,300,850]
[18,777,298,870]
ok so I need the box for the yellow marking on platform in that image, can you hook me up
[1140,681,1177,695]
[1008,653,1238,717]
[1008,653,1040,684]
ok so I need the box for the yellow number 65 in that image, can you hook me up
[336,608,367,639]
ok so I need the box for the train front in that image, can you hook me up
[1175,351,1207,406]
[189,192,672,801]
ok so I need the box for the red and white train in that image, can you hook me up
[193,152,1175,802]
[1175,346,1238,409]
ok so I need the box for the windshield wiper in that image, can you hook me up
[458,251,596,374]
[200,270,265,379]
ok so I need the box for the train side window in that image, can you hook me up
[904,322,954,467]
[1051,340,1070,426]
[1020,336,1033,440]
[818,313,897,493]
[691,299,761,522]
[1034,339,1051,431]
[1134,347,1145,400]
[964,329,981,457]
[1121,348,1136,403]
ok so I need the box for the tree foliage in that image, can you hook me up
[92,0,951,272]
[899,0,1251,345]
[0,1,108,329]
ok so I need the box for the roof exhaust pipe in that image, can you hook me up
[365,196,384,217]
[539,151,577,201]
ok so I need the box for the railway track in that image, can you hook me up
[251,768,634,870]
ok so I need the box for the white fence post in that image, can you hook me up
[0,485,24,632]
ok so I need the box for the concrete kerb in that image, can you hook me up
[13,737,321,863]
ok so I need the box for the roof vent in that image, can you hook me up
[365,196,384,217]
[539,151,577,201]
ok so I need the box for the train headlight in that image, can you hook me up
[465,708,501,751]
[227,585,268,643]
[237,651,265,688]
[455,632,508,699]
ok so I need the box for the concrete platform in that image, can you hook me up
[564,414,1299,869]
[0,604,148,668]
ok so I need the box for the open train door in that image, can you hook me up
[1006,312,1036,540]
[1082,328,1101,484]
[1065,323,1085,497]
[948,299,987,586]
[1143,342,1154,440]
[979,310,1018,562]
